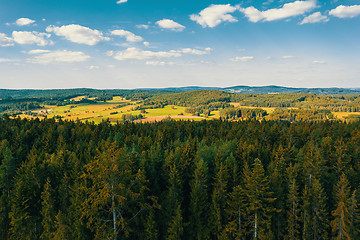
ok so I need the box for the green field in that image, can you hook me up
[19,97,217,123]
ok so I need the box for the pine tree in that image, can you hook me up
[286,179,300,240]
[268,145,287,239]
[241,159,276,239]
[47,211,70,240]
[144,208,159,240]
[0,142,15,239]
[40,179,56,240]
[80,141,148,240]
[225,185,246,239]
[349,190,360,239]
[331,173,351,240]
[166,203,183,240]
[210,162,228,239]
[189,158,209,239]
[302,177,328,240]
[9,150,43,240]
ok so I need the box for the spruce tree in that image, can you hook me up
[40,179,56,240]
[241,159,276,239]
[210,162,228,239]
[189,158,209,239]
[331,173,351,240]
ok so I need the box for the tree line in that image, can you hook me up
[0,116,360,239]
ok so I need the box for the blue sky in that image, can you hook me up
[0,0,360,89]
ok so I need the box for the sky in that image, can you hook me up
[0,0,360,89]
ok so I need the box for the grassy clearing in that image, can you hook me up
[333,112,360,120]
[143,105,186,117]
[230,103,276,113]
[69,96,86,101]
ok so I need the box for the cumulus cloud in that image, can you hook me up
[156,19,186,31]
[112,48,182,61]
[111,47,211,61]
[111,30,143,42]
[0,58,16,63]
[190,4,238,28]
[146,61,175,66]
[16,18,35,26]
[301,12,329,24]
[116,0,128,4]
[178,48,212,55]
[231,56,254,62]
[143,41,150,47]
[12,31,52,46]
[240,0,317,22]
[26,49,52,54]
[0,33,14,47]
[87,65,100,70]
[136,24,149,29]
[312,60,326,64]
[282,55,296,59]
[27,50,91,64]
[329,5,360,18]
[46,24,110,45]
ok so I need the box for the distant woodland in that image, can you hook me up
[1,88,360,122]
[1,116,360,239]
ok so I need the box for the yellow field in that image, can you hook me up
[69,95,86,101]
[230,103,276,113]
[18,98,214,124]
[333,112,360,120]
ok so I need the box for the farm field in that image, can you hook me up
[19,97,219,123]
[15,97,360,123]
[332,111,360,120]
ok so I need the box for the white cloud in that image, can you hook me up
[282,55,296,59]
[27,50,91,64]
[301,12,329,24]
[190,4,238,28]
[312,60,326,64]
[106,51,114,57]
[156,19,186,31]
[112,47,212,61]
[112,47,182,61]
[16,18,35,26]
[111,47,212,61]
[240,0,317,22]
[12,31,52,46]
[143,41,150,47]
[116,0,128,4]
[87,65,100,70]
[136,24,149,29]
[231,56,254,62]
[46,24,110,45]
[0,58,16,63]
[146,61,175,66]
[329,5,360,18]
[26,49,51,54]
[178,48,212,55]
[111,30,143,42]
[0,33,14,47]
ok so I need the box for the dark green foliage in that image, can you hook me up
[0,117,359,239]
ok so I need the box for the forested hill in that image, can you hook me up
[0,117,360,239]
[161,85,360,95]
[0,88,172,100]
[1,85,359,100]
[223,85,360,94]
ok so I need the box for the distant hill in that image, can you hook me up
[151,85,360,95]
[1,85,359,100]
[222,85,360,95]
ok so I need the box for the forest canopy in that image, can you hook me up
[0,116,360,239]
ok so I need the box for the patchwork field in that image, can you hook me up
[19,97,219,123]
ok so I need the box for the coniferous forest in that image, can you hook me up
[1,116,360,239]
